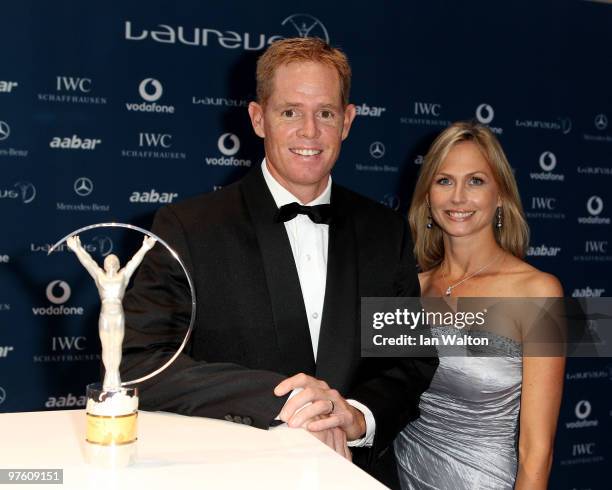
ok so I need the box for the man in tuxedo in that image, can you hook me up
[122,37,437,486]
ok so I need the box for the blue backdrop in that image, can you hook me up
[1,1,611,487]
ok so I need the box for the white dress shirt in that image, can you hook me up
[261,160,374,447]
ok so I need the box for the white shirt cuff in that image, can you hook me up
[346,399,375,447]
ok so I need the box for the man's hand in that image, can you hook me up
[274,373,366,441]
[308,425,352,461]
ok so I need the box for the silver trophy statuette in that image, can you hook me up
[66,235,156,391]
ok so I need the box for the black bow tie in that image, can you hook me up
[275,202,333,225]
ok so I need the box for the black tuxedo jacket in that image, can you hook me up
[122,168,437,486]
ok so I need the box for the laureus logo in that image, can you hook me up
[139,78,163,102]
[14,182,37,203]
[281,14,330,42]
[217,133,240,156]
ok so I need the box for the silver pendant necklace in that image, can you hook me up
[441,253,501,297]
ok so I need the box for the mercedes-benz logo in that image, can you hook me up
[281,14,330,43]
[139,78,163,102]
[74,177,94,197]
[575,400,592,420]
[587,196,604,217]
[539,151,557,172]
[0,121,10,141]
[0,387,5,405]
[369,141,385,159]
[475,104,495,125]
[14,181,36,204]
[46,280,71,305]
[594,114,608,131]
[217,133,240,156]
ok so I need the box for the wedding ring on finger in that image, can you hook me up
[327,399,335,414]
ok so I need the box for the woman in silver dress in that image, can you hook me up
[394,121,565,489]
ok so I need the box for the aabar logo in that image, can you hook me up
[572,287,605,297]
[129,189,178,203]
[45,393,87,408]
[49,135,101,150]
[0,81,18,93]
[355,103,386,117]
[526,245,561,257]
[0,346,14,358]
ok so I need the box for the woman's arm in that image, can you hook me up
[515,273,565,490]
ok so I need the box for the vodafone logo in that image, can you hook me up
[476,103,494,125]
[539,151,557,172]
[46,280,71,305]
[586,196,604,217]
[139,78,163,102]
[217,133,240,156]
[575,400,592,420]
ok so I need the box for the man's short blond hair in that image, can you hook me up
[256,37,351,106]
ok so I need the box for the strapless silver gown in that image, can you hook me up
[394,326,522,490]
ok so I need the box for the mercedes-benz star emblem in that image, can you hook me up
[0,387,6,405]
[74,177,94,197]
[369,141,385,159]
[0,121,10,141]
[594,114,608,131]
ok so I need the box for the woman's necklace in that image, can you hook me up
[440,253,501,297]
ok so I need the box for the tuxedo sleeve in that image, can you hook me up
[121,205,288,429]
[348,221,439,465]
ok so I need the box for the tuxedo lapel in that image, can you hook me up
[316,186,358,391]
[240,169,316,376]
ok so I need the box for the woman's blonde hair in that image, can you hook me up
[409,121,529,271]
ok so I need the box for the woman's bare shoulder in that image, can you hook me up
[503,256,563,297]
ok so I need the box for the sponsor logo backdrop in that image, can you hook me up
[0,1,610,487]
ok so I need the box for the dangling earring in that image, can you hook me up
[426,204,433,229]
[496,206,503,229]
